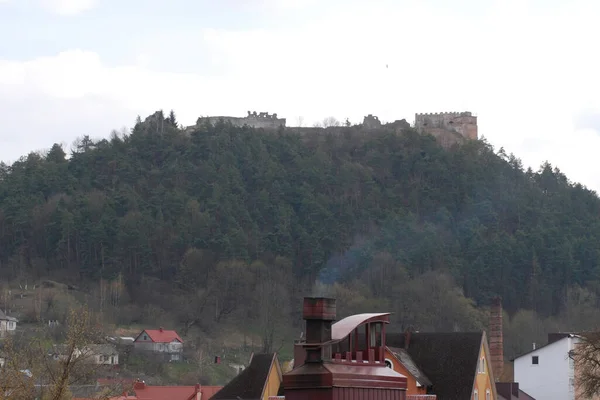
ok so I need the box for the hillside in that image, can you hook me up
[2,111,600,361]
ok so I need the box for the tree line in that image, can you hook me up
[2,110,600,358]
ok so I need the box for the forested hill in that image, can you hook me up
[1,111,600,325]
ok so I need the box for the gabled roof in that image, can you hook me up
[387,332,485,400]
[388,346,432,387]
[511,333,579,361]
[136,329,183,343]
[212,353,278,400]
[331,313,391,341]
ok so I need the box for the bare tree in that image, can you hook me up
[0,307,124,400]
[322,116,341,128]
[571,333,600,398]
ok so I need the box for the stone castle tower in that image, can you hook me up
[414,112,478,146]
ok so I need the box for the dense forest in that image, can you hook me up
[2,110,600,360]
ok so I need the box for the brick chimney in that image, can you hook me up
[489,296,504,381]
[302,297,336,363]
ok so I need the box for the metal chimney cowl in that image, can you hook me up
[302,298,336,364]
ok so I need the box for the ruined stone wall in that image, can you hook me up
[196,111,286,129]
[414,112,478,140]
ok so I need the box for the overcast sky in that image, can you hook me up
[1,0,600,191]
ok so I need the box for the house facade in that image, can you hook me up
[133,328,183,361]
[513,333,600,400]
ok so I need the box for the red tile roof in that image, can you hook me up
[133,383,222,400]
[139,328,183,343]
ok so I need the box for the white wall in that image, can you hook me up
[514,336,578,400]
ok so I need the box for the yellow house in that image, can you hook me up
[473,336,497,400]
[386,331,498,400]
[212,353,283,400]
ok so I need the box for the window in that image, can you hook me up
[478,357,486,373]
[143,334,148,341]
[486,389,490,400]
[473,389,479,400]
[385,359,393,369]
[532,355,539,365]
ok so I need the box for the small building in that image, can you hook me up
[133,327,183,361]
[0,310,18,336]
[496,382,535,400]
[51,344,119,365]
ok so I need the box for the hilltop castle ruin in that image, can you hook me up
[190,110,478,147]
[414,111,478,140]
[196,111,286,130]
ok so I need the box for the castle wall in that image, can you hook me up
[414,112,478,140]
[197,115,286,129]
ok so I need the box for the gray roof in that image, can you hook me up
[0,310,17,322]
[388,347,433,387]
[52,344,118,356]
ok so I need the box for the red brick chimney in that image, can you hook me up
[489,297,504,381]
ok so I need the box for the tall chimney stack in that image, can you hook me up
[302,297,336,363]
[489,296,504,381]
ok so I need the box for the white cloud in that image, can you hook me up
[39,0,97,15]
[1,0,600,191]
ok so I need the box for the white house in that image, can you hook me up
[514,333,580,400]
[0,310,18,336]
[133,328,183,361]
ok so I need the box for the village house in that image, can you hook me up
[212,353,282,400]
[385,331,497,400]
[512,332,599,400]
[0,309,17,336]
[51,344,119,365]
[133,327,183,361]
[384,346,434,397]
